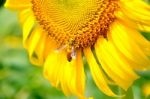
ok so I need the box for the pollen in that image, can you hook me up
[32,0,118,49]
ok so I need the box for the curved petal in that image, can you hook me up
[119,0,150,25]
[115,11,150,32]
[26,26,42,57]
[84,47,117,96]
[109,21,150,70]
[22,14,35,47]
[19,9,34,26]
[95,37,139,90]
[26,27,52,66]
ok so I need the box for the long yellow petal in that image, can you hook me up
[44,51,66,87]
[60,55,85,98]
[109,21,150,69]
[114,15,150,55]
[84,47,116,96]
[27,27,48,66]
[115,11,150,32]
[76,50,85,96]
[27,26,42,57]
[23,15,35,47]
[44,50,85,98]
[95,37,139,90]
[119,0,150,25]
[61,59,77,95]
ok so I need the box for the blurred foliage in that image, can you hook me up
[0,1,150,99]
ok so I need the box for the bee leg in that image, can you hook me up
[54,45,67,53]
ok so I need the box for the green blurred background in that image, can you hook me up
[0,0,150,99]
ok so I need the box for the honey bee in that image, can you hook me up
[66,47,76,62]
[67,51,72,62]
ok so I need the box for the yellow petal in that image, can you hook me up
[27,27,49,66]
[115,11,150,32]
[84,47,116,96]
[95,37,139,90]
[61,59,77,95]
[120,0,150,25]
[114,14,150,55]
[27,26,42,57]
[109,21,150,69]
[44,51,66,87]
[137,24,150,32]
[44,50,85,98]
[60,53,85,98]
[22,14,35,47]
[19,9,33,25]
[5,0,31,10]
[76,50,85,96]
[32,34,46,65]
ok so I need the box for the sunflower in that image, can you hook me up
[5,0,150,98]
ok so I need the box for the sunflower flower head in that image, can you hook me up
[5,0,150,98]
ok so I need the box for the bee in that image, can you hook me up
[66,47,76,62]
[67,51,72,62]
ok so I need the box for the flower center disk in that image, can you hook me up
[32,0,118,49]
